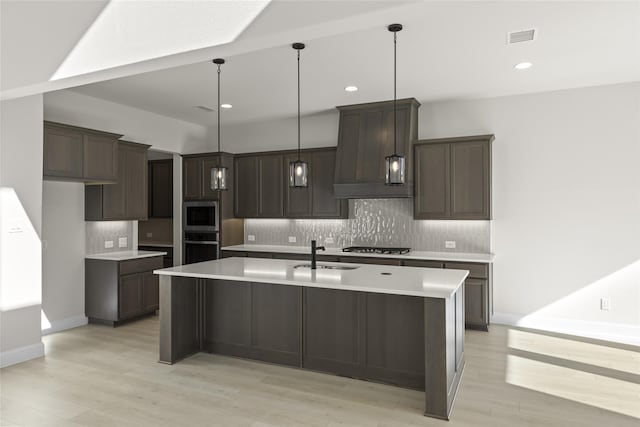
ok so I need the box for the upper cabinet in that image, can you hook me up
[43,121,120,183]
[85,141,150,221]
[148,159,173,218]
[414,135,493,220]
[285,149,348,219]
[183,153,234,202]
[234,148,347,219]
[333,98,420,199]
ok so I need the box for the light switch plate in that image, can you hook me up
[445,240,456,249]
[600,297,611,311]
[118,237,127,248]
[247,235,256,242]
[288,236,297,243]
[325,237,335,244]
[105,240,114,249]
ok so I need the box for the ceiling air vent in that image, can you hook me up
[195,105,216,112]
[507,29,536,45]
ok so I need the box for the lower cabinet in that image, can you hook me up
[86,256,162,326]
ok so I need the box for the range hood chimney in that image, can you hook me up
[333,98,420,199]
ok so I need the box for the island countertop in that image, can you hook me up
[154,257,469,299]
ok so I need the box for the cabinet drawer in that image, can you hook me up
[246,251,273,259]
[444,262,488,279]
[340,256,402,266]
[402,260,443,268]
[119,256,163,276]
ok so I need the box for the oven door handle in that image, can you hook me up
[184,241,219,245]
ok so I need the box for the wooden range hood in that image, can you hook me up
[333,98,420,199]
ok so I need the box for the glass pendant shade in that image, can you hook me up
[385,153,405,185]
[211,166,228,191]
[289,159,308,188]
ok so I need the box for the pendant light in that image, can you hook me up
[385,23,405,186]
[210,58,228,191]
[289,42,308,188]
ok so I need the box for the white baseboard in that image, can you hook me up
[493,312,640,347]
[42,314,88,336]
[0,342,45,368]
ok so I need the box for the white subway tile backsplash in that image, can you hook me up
[245,199,491,253]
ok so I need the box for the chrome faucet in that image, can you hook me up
[311,240,325,270]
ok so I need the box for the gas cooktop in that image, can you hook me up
[342,246,411,255]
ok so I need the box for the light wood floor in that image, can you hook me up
[1,316,638,427]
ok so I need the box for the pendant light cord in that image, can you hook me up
[217,63,221,153]
[393,30,397,155]
[297,48,301,161]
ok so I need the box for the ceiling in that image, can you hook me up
[68,1,640,127]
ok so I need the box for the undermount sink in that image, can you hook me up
[293,264,359,271]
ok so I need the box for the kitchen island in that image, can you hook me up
[154,257,468,420]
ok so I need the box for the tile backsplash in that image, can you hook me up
[245,199,491,253]
[86,221,134,254]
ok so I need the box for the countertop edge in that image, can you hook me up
[86,251,168,261]
[220,245,495,263]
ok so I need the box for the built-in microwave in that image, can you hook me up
[183,201,219,231]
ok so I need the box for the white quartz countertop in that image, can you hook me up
[154,257,468,299]
[221,244,495,263]
[86,250,167,261]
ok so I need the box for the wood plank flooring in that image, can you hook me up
[1,315,638,426]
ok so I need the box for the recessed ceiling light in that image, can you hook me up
[220,103,232,109]
[514,62,532,70]
[344,86,358,92]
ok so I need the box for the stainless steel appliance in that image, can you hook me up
[183,201,219,264]
[342,246,411,255]
[183,201,219,232]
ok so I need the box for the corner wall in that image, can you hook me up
[0,94,45,367]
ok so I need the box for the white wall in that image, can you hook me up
[44,90,209,154]
[41,181,87,334]
[217,82,640,344]
[0,94,45,367]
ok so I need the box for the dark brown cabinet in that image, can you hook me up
[86,256,162,326]
[414,135,493,220]
[183,153,234,203]
[148,160,173,218]
[284,149,348,219]
[334,98,420,198]
[234,153,284,218]
[43,122,120,182]
[85,141,150,221]
[444,261,491,330]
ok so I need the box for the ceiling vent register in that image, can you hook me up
[508,29,536,44]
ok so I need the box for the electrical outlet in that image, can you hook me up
[445,240,456,249]
[288,236,297,243]
[247,234,256,242]
[146,232,153,238]
[600,297,611,311]
[104,240,114,249]
[325,237,335,245]
[118,237,127,248]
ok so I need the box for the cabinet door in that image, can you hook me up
[284,152,312,218]
[464,279,487,328]
[183,157,203,201]
[364,293,425,389]
[251,282,301,366]
[119,273,143,319]
[234,156,258,217]
[102,146,127,220]
[43,125,84,178]
[414,143,450,219]
[149,160,173,218]
[125,145,148,219]
[304,288,361,376]
[141,271,159,312]
[450,140,491,219]
[257,154,284,217]
[311,149,346,218]
[83,133,118,181]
